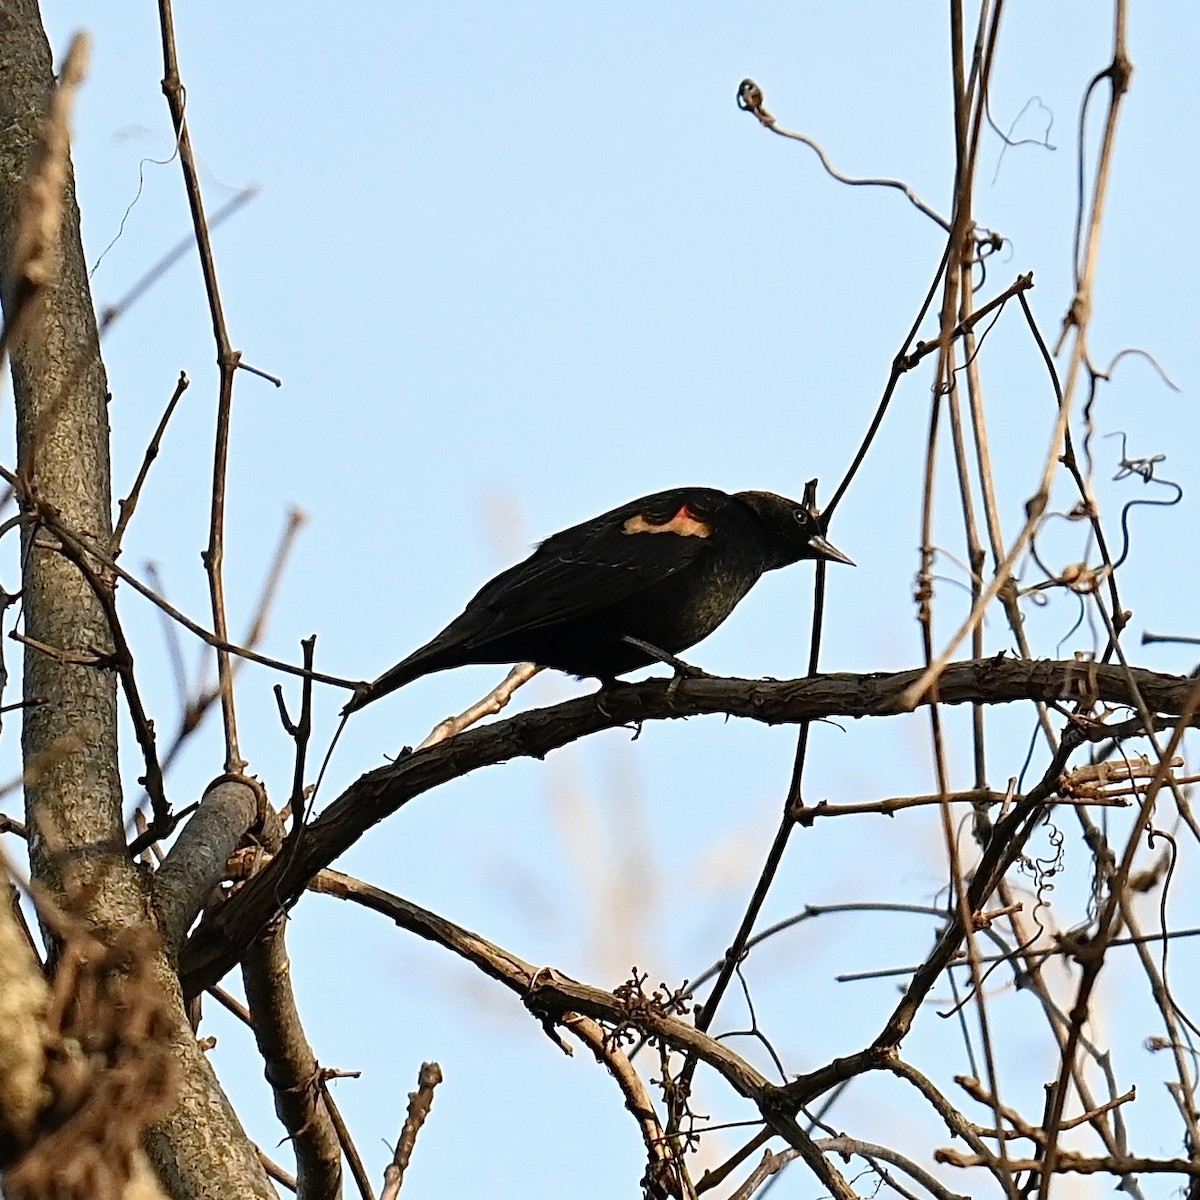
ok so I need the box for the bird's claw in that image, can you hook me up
[620,635,707,681]
[595,678,629,719]
[666,660,709,700]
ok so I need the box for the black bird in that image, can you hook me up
[344,487,851,713]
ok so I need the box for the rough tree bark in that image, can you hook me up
[0,3,273,1196]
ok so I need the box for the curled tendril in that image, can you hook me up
[971,228,1008,293]
[1106,431,1183,570]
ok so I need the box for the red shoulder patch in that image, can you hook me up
[622,505,712,538]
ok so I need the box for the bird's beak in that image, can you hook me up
[809,535,854,566]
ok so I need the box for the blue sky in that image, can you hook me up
[19,3,1200,1196]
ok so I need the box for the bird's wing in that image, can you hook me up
[458,489,727,642]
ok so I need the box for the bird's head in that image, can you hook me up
[734,489,854,571]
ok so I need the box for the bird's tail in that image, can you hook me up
[340,638,459,715]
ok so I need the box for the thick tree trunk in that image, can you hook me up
[0,0,123,912]
[0,4,273,1196]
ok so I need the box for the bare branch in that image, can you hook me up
[320,1084,375,1200]
[157,0,254,773]
[32,505,353,691]
[416,662,540,748]
[242,925,342,1200]
[180,656,1195,994]
[736,78,951,230]
[111,371,189,557]
[379,1062,443,1200]
[99,189,257,335]
[154,778,261,951]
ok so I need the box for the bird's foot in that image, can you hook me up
[666,665,706,702]
[594,677,630,719]
[620,635,708,681]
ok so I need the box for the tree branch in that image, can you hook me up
[154,778,260,952]
[180,656,1194,995]
[242,925,342,1200]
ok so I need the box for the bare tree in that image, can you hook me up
[0,2,1197,1199]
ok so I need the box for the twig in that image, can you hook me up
[824,244,952,521]
[256,1149,298,1194]
[922,10,1015,1181]
[940,1148,1200,1176]
[1038,672,1200,1193]
[899,292,1074,709]
[34,505,352,690]
[131,809,165,867]
[735,78,951,230]
[1142,631,1200,648]
[11,630,106,667]
[670,260,1017,1150]
[816,1137,971,1200]
[42,529,170,830]
[305,869,854,1197]
[960,1074,1135,1143]
[0,813,29,839]
[271,866,773,1099]
[145,560,190,708]
[111,371,190,556]
[836,924,1200,982]
[795,788,1006,823]
[884,1056,1000,1168]
[571,1016,692,1198]
[208,984,251,1025]
[157,0,248,772]
[320,1082,376,1200]
[237,359,282,386]
[417,663,540,748]
[379,1062,444,1200]
[696,1128,773,1195]
[277,636,316,851]
[99,189,258,334]
[726,1147,795,1200]
[799,788,1126,823]
[162,505,309,775]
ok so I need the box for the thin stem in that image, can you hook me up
[158,0,245,772]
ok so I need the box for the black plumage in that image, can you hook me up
[344,486,850,713]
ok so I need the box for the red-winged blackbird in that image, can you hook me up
[344,487,851,713]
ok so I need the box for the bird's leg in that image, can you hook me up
[594,675,638,720]
[620,636,708,680]
[417,663,542,750]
